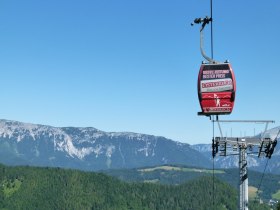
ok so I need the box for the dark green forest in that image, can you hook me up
[104,164,280,201]
[0,164,270,210]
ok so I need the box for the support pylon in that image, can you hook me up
[212,120,277,210]
[239,144,248,210]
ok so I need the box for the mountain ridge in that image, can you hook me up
[0,119,210,171]
[2,119,280,173]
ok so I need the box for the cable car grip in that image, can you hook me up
[191,16,212,31]
[191,16,216,64]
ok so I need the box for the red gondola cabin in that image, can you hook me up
[197,63,236,115]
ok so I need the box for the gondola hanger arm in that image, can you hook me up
[191,16,217,64]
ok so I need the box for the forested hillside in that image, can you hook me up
[0,164,270,210]
[104,165,280,202]
[103,165,280,202]
[0,164,231,210]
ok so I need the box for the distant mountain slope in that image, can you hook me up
[0,119,210,170]
[191,126,280,174]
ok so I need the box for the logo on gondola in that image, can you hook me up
[201,78,233,92]
[214,94,220,107]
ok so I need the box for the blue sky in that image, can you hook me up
[0,0,279,144]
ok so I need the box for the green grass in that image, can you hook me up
[272,189,280,200]
[181,167,224,174]
[138,165,225,174]
[248,186,258,200]
[143,179,159,183]
[2,179,22,198]
[138,165,181,172]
